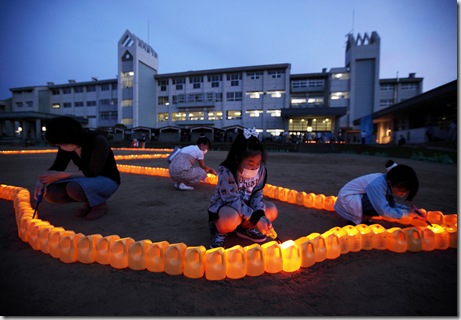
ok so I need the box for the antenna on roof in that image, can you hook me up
[147,19,150,45]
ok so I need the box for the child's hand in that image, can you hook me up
[256,216,272,237]
[34,180,46,200]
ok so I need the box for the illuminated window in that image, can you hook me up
[330,92,349,100]
[245,110,263,117]
[208,111,223,120]
[121,118,133,126]
[122,100,133,107]
[226,110,242,120]
[266,110,281,117]
[172,112,187,121]
[52,103,60,109]
[158,96,169,105]
[158,113,168,122]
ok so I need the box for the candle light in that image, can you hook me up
[281,240,301,272]
[261,241,283,274]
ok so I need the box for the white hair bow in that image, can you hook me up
[243,127,258,139]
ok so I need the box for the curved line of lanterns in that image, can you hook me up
[0,150,457,281]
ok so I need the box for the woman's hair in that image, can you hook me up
[385,160,419,201]
[45,116,84,145]
[220,132,267,177]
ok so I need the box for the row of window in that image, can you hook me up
[380,83,419,91]
[51,99,117,109]
[159,70,286,91]
[157,109,281,122]
[51,84,117,95]
[158,91,286,105]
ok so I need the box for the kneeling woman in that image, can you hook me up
[34,116,121,220]
[208,128,278,248]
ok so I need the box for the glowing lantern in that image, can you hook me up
[296,191,307,206]
[321,230,341,260]
[163,242,186,275]
[443,214,457,226]
[205,247,227,280]
[427,211,444,226]
[146,241,169,272]
[128,239,153,270]
[307,233,327,262]
[324,196,336,211]
[261,241,283,274]
[442,223,457,248]
[110,237,135,269]
[244,244,265,277]
[95,235,120,265]
[402,227,422,252]
[369,224,388,250]
[329,226,350,254]
[278,187,289,202]
[355,224,374,250]
[303,193,315,208]
[77,234,103,264]
[410,208,429,227]
[225,245,247,279]
[281,240,301,272]
[287,189,298,204]
[294,236,316,268]
[39,226,64,254]
[27,220,52,250]
[428,224,450,250]
[416,227,436,251]
[59,233,85,263]
[183,245,206,279]
[265,184,275,199]
[18,218,40,242]
[341,225,362,252]
[314,194,325,210]
[386,228,407,253]
[50,230,75,259]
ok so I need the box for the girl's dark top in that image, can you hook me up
[48,131,121,184]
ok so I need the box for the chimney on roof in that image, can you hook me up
[322,68,327,73]
[47,82,55,86]
[409,73,416,78]
[92,77,98,81]
[68,79,76,83]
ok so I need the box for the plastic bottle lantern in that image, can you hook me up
[402,227,422,252]
[442,223,457,249]
[294,236,316,268]
[281,240,301,272]
[428,224,450,250]
[128,239,153,271]
[261,241,283,274]
[324,196,336,211]
[39,226,64,254]
[427,211,444,226]
[303,193,316,208]
[164,243,187,275]
[205,247,227,281]
[321,230,341,260]
[386,227,408,253]
[443,214,457,226]
[244,244,265,277]
[307,233,327,262]
[329,226,350,254]
[50,230,75,259]
[225,245,247,279]
[59,232,85,263]
[314,194,325,210]
[95,235,121,265]
[296,191,307,206]
[369,224,388,250]
[110,237,135,269]
[183,246,206,279]
[355,224,374,250]
[341,225,362,252]
[77,234,103,264]
[287,189,298,204]
[28,221,53,251]
[146,240,170,272]
[415,227,436,251]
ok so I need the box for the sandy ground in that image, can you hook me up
[0,148,458,316]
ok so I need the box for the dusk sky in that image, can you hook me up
[0,0,457,100]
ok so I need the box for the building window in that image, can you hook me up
[266,109,281,117]
[227,73,242,86]
[75,102,84,107]
[100,99,112,105]
[226,92,242,101]
[208,75,222,88]
[74,87,84,93]
[189,76,203,89]
[380,84,394,91]
[189,111,204,120]
[86,85,96,92]
[331,73,350,80]
[158,113,168,122]
[158,80,168,91]
[63,102,72,108]
[172,112,187,121]
[26,101,33,107]
[52,103,60,109]
[401,83,418,90]
[101,84,110,91]
[247,72,263,80]
[121,72,134,88]
[268,70,285,78]
[158,96,169,105]
[291,79,324,89]
[245,110,263,117]
[52,89,60,95]
[380,99,395,108]
[112,84,118,90]
[187,93,203,103]
[16,102,23,108]
[208,111,223,120]
[172,94,186,104]
[330,92,349,100]
[172,78,185,90]
[87,101,97,107]
[226,110,242,120]
[63,88,72,94]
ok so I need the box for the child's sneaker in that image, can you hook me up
[209,221,227,248]
[235,226,266,243]
[178,183,194,191]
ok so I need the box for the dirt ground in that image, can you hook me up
[0,147,458,316]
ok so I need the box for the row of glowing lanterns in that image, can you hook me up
[0,149,457,281]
